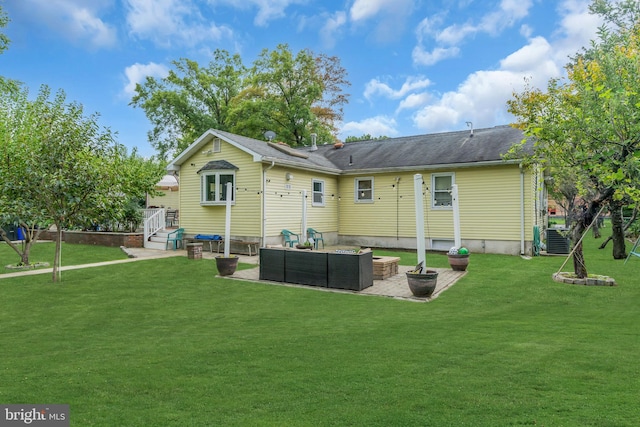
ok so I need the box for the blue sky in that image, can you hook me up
[1,0,602,158]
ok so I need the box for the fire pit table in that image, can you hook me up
[372,256,400,280]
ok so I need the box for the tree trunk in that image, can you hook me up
[599,207,637,250]
[609,202,626,259]
[572,218,588,279]
[0,224,42,266]
[592,219,601,238]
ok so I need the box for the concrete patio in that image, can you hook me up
[124,246,468,302]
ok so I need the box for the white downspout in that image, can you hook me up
[262,161,275,247]
[520,163,525,255]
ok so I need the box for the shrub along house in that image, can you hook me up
[164,125,544,256]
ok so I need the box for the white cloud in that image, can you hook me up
[349,0,415,42]
[350,0,394,22]
[6,0,117,49]
[410,0,600,133]
[412,0,534,67]
[213,0,306,26]
[123,62,170,96]
[320,11,347,49]
[396,92,431,112]
[125,0,233,48]
[340,116,399,139]
[412,45,460,66]
[364,76,432,101]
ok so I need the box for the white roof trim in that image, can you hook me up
[167,129,263,170]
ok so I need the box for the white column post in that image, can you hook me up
[414,174,426,268]
[452,184,461,248]
[224,182,232,257]
[301,189,308,243]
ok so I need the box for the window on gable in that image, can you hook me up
[213,138,222,153]
[201,171,235,205]
[355,177,374,203]
[432,173,454,208]
[312,179,325,206]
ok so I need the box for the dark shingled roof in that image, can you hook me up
[197,160,238,173]
[314,125,532,172]
[170,125,533,175]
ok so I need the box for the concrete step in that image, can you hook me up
[149,235,167,244]
[144,240,168,250]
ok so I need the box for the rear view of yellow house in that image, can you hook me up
[166,125,545,255]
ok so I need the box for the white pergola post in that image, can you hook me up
[224,182,232,257]
[452,184,461,248]
[301,189,308,243]
[414,174,426,268]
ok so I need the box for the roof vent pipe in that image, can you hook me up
[310,133,318,151]
[466,121,474,137]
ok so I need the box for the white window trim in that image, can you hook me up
[213,138,222,153]
[354,177,374,203]
[431,173,455,209]
[200,171,236,206]
[312,179,325,207]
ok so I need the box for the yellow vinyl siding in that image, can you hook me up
[178,143,262,236]
[339,173,422,238]
[264,167,338,239]
[339,166,535,242]
[147,189,179,209]
[457,166,525,241]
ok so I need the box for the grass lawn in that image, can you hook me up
[1,236,639,426]
[1,242,129,273]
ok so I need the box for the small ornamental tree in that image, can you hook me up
[0,85,163,281]
[508,20,640,277]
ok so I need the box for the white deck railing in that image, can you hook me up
[143,208,165,247]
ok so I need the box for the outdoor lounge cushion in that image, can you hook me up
[194,234,222,240]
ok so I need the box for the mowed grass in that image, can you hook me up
[0,236,639,426]
[0,241,129,273]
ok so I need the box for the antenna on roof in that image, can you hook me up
[264,130,276,142]
[465,121,474,137]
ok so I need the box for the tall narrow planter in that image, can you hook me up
[216,256,239,276]
[406,270,439,297]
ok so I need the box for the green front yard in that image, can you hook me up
[0,239,638,426]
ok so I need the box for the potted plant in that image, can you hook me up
[295,240,313,250]
[406,261,439,297]
[447,246,470,271]
[215,255,239,276]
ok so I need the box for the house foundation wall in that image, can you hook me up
[338,235,532,256]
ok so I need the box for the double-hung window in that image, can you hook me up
[355,177,374,203]
[312,179,325,206]
[201,171,235,205]
[432,173,454,208]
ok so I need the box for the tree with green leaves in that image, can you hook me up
[131,50,245,159]
[0,4,9,55]
[508,3,640,278]
[344,134,390,143]
[132,45,350,158]
[0,85,163,281]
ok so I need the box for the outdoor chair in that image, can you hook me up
[281,229,300,247]
[166,228,184,250]
[307,228,325,249]
[166,209,178,227]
